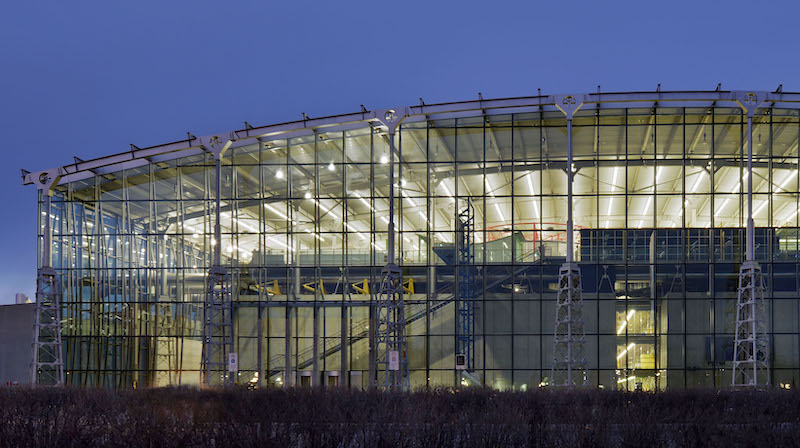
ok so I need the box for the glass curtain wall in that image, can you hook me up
[39,106,800,390]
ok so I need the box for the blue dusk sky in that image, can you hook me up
[0,0,797,303]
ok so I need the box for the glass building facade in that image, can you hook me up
[28,91,800,390]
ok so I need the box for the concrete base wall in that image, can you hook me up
[0,303,34,385]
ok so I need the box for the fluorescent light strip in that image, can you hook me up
[484,177,506,221]
[494,203,505,222]
[401,190,416,208]
[526,172,536,195]
[266,236,291,251]
[714,198,731,218]
[345,222,367,240]
[611,166,619,191]
[352,191,374,210]
[607,167,619,217]
[776,169,798,193]
[732,171,748,194]
[485,177,495,197]
[264,204,290,221]
[616,309,637,335]
[231,216,258,233]
[616,342,636,360]
[526,172,540,218]
[753,199,769,218]
[311,198,340,221]
[304,229,325,242]
[441,181,453,198]
[643,196,653,216]
[691,171,704,193]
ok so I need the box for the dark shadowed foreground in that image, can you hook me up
[1,387,799,447]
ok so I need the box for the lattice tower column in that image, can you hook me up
[550,95,587,387]
[733,261,769,386]
[30,169,65,387]
[200,135,235,387]
[155,302,176,386]
[376,263,408,390]
[456,202,476,374]
[552,262,586,386]
[732,92,770,388]
[373,109,410,391]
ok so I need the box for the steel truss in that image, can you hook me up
[31,265,65,386]
[200,138,235,387]
[375,263,409,390]
[24,89,800,190]
[456,201,476,373]
[201,265,233,386]
[550,95,587,388]
[732,261,769,387]
[373,110,409,391]
[732,92,770,388]
[31,174,65,387]
[551,262,587,386]
[155,301,177,386]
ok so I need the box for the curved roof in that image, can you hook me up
[22,89,800,189]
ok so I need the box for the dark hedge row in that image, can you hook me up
[0,387,799,447]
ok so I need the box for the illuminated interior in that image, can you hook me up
[29,93,800,389]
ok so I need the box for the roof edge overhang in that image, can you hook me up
[22,89,800,187]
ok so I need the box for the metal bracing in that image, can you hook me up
[31,265,65,387]
[155,301,176,386]
[25,90,800,190]
[201,265,233,386]
[200,136,235,387]
[373,110,410,391]
[456,201,476,373]
[733,260,769,386]
[551,262,587,386]
[31,170,65,387]
[550,95,587,387]
[732,92,770,388]
[375,263,408,390]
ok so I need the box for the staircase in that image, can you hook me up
[265,249,541,383]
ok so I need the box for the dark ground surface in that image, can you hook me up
[0,387,799,447]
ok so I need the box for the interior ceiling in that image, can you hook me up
[53,108,799,262]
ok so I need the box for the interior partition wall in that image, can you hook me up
[37,102,800,390]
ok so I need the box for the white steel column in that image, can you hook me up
[551,95,587,387]
[200,135,235,387]
[373,109,410,391]
[732,92,770,388]
[30,169,65,387]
